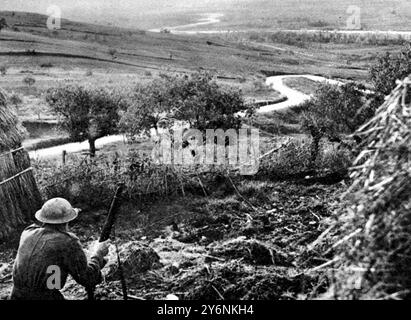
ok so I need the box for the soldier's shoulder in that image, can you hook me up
[62,231,80,242]
[24,223,41,231]
[50,229,80,244]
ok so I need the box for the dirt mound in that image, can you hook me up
[208,237,291,266]
[104,241,161,281]
[172,261,322,300]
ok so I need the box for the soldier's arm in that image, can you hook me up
[63,238,105,288]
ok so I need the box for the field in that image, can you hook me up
[0,7,409,301]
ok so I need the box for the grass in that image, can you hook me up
[212,0,411,32]
[283,77,322,96]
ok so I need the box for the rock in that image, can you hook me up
[104,241,161,281]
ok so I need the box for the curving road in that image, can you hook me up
[258,75,342,113]
[149,13,224,34]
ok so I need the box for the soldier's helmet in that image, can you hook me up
[35,198,79,224]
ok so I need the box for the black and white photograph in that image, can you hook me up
[1,0,411,311]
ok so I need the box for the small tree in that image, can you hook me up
[171,73,247,132]
[46,86,127,156]
[120,73,249,138]
[0,18,7,32]
[299,82,372,165]
[119,80,171,137]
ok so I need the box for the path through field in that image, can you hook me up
[28,135,125,159]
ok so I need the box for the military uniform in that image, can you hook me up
[11,224,105,300]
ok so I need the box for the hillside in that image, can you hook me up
[2,1,411,31]
[0,11,370,76]
[0,11,400,91]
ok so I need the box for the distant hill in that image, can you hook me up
[0,11,372,81]
[1,1,410,31]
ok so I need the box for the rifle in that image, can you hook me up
[87,184,128,300]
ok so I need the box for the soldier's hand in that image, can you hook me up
[93,240,111,258]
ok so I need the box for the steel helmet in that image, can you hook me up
[35,198,79,224]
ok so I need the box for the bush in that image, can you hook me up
[34,151,206,210]
[0,65,7,76]
[40,63,53,68]
[108,48,117,57]
[0,18,7,32]
[370,44,411,106]
[8,93,22,108]
[22,76,36,86]
[258,138,352,180]
[258,139,311,179]
[299,82,372,165]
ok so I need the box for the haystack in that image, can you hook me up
[0,88,42,240]
[330,76,411,299]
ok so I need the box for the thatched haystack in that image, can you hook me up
[0,88,42,240]
[0,89,25,152]
[330,76,411,299]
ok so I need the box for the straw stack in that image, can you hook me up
[0,89,42,240]
[331,76,411,299]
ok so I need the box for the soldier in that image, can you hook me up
[10,198,110,300]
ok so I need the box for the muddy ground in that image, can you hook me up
[0,180,343,300]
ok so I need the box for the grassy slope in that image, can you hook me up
[189,0,411,31]
[0,11,388,82]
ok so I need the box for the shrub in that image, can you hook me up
[34,151,205,210]
[253,79,267,92]
[299,82,372,165]
[370,44,411,106]
[0,65,7,76]
[40,63,53,68]
[22,76,36,86]
[8,93,22,108]
[258,139,312,179]
[108,48,117,57]
[258,138,352,180]
[0,18,7,32]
